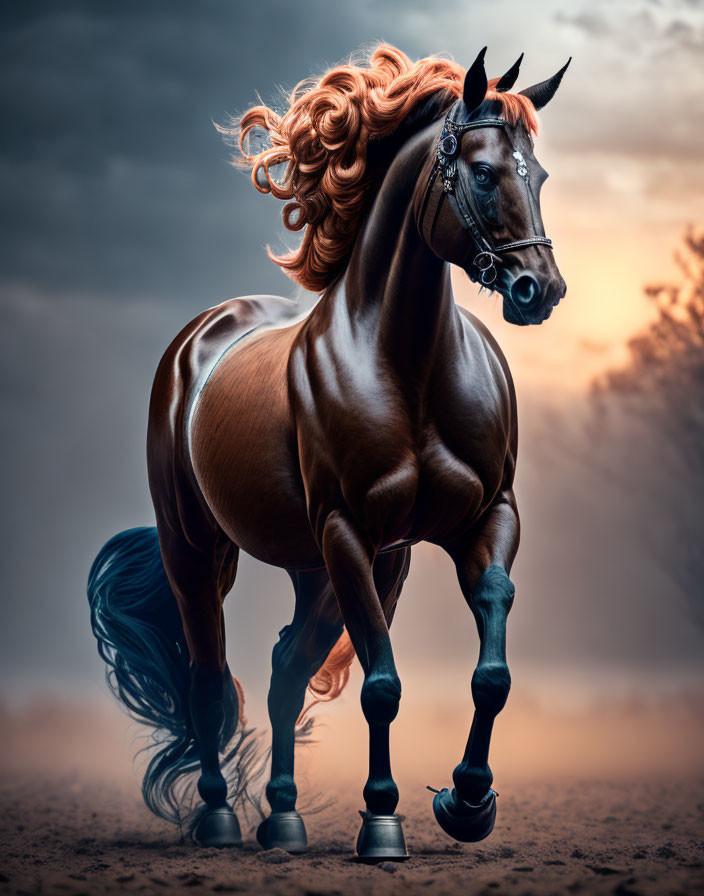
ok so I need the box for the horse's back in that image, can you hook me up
[152,295,300,418]
[147,295,305,552]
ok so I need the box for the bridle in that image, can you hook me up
[420,100,553,287]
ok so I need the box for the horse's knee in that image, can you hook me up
[472,662,511,714]
[361,671,401,726]
[472,565,515,617]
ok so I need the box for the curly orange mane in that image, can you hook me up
[220,43,539,294]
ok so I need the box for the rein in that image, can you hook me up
[420,100,553,287]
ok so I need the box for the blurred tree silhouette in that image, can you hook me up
[591,228,704,625]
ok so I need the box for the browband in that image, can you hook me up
[421,100,553,287]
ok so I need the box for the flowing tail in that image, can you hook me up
[87,527,249,825]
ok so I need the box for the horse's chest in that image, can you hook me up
[297,324,511,547]
[356,430,494,547]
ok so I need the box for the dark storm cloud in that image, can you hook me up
[2,1,307,305]
[0,0,444,306]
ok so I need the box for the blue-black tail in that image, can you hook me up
[87,527,244,825]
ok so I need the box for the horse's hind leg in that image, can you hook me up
[257,566,344,853]
[433,491,519,843]
[158,524,243,847]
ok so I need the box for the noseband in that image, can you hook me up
[420,100,553,287]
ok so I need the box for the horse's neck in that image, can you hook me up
[339,130,457,378]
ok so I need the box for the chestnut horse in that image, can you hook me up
[88,45,568,859]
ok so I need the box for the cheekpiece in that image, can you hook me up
[424,100,553,288]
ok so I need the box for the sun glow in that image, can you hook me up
[455,170,690,391]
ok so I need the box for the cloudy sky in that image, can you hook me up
[1,1,703,716]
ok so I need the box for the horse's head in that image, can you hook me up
[417,49,569,325]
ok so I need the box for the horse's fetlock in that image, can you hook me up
[198,769,227,807]
[363,775,399,815]
[453,760,493,806]
[266,775,298,812]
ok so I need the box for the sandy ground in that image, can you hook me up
[1,772,703,895]
[1,694,703,895]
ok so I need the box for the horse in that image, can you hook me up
[87,44,568,860]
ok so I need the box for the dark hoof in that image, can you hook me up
[191,806,242,848]
[432,787,497,843]
[355,810,409,862]
[256,810,307,854]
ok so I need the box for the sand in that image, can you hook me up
[1,772,703,895]
[1,694,703,895]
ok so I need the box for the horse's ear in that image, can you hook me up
[463,47,488,113]
[519,58,571,110]
[496,53,524,92]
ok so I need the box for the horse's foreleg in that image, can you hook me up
[257,567,343,853]
[322,514,408,861]
[434,492,519,843]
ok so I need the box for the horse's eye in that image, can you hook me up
[472,165,496,190]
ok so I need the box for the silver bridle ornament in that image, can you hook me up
[512,149,528,178]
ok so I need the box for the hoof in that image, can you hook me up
[191,806,242,848]
[355,810,409,862]
[256,810,307,854]
[432,787,497,843]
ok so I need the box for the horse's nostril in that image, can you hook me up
[511,274,541,307]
